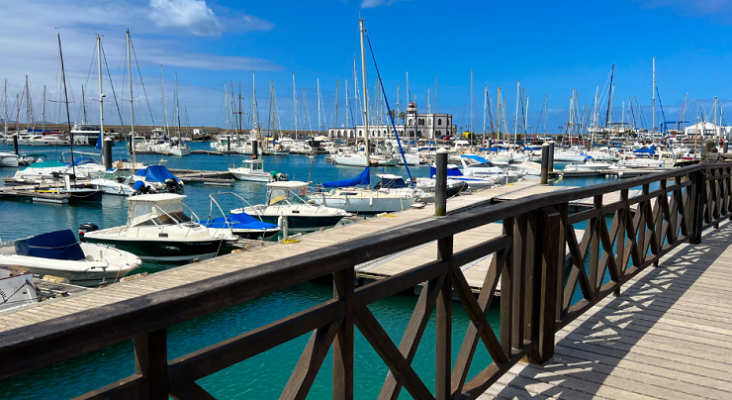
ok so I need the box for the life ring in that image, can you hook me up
[301,187,307,195]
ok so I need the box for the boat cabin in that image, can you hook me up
[127,194,193,227]
[265,181,310,206]
[376,174,409,188]
[240,158,264,171]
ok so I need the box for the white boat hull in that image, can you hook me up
[0,152,19,167]
[228,169,271,182]
[312,195,415,213]
[334,154,369,167]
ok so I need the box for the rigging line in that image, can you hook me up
[365,31,414,187]
[130,40,156,127]
[81,41,97,123]
[101,42,126,136]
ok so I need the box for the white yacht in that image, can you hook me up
[234,181,350,232]
[70,123,101,146]
[0,152,19,167]
[81,194,236,264]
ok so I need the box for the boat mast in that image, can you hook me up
[292,74,298,140]
[175,72,182,145]
[252,71,257,136]
[238,82,242,140]
[496,87,501,142]
[127,30,136,165]
[544,95,548,135]
[652,58,656,135]
[58,33,76,182]
[434,76,438,114]
[25,75,30,132]
[81,85,87,124]
[483,85,487,147]
[3,80,7,135]
[97,35,105,151]
[161,66,168,136]
[317,78,321,132]
[405,71,410,150]
[514,80,520,146]
[41,85,45,135]
[470,69,474,134]
[591,85,599,150]
[360,19,370,160]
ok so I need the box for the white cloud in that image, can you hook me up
[635,0,732,21]
[361,0,409,8]
[149,0,223,36]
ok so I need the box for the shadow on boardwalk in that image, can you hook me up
[483,222,732,399]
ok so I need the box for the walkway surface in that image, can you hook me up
[480,221,732,400]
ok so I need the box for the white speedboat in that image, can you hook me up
[234,181,350,232]
[460,155,505,177]
[90,170,136,196]
[81,194,237,264]
[369,154,399,166]
[563,160,613,172]
[132,165,184,194]
[0,152,19,167]
[229,158,273,182]
[311,185,420,214]
[0,267,38,311]
[0,230,141,287]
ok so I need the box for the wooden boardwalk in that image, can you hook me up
[0,179,549,332]
[480,221,732,400]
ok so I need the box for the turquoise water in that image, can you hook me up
[0,143,623,399]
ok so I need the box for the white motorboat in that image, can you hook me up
[553,151,588,163]
[0,267,38,311]
[460,155,505,177]
[563,160,614,172]
[132,165,185,194]
[12,160,68,181]
[233,181,350,232]
[0,152,19,167]
[0,230,141,287]
[229,158,272,182]
[81,194,237,264]
[203,193,281,240]
[90,170,136,196]
[369,154,399,166]
[70,123,101,146]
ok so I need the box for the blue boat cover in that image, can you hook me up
[204,213,278,231]
[322,167,370,188]
[15,230,85,261]
[135,165,180,182]
[634,145,655,155]
[380,175,408,188]
[430,165,464,177]
[461,155,490,163]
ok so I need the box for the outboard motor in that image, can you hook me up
[78,223,100,241]
[164,178,184,193]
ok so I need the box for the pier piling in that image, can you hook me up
[12,134,18,155]
[548,141,555,174]
[540,142,550,184]
[435,148,448,216]
[103,138,113,170]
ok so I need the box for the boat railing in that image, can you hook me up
[2,162,732,399]
[207,192,267,227]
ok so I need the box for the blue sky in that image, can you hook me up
[2,0,732,132]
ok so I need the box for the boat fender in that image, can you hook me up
[301,187,307,195]
[370,191,373,206]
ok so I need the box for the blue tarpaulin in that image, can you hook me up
[430,165,464,177]
[322,167,370,188]
[204,213,278,231]
[15,230,85,261]
[634,145,655,155]
[135,165,180,183]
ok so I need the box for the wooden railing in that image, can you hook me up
[1,163,731,400]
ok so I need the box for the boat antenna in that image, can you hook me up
[364,29,415,187]
[58,33,76,183]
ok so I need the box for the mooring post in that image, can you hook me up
[548,141,555,174]
[103,138,113,171]
[227,135,231,152]
[12,134,18,155]
[540,142,550,185]
[251,139,258,159]
[435,148,448,217]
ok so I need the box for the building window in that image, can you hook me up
[438,119,442,126]
[436,130,441,136]
[359,130,363,137]
[418,119,424,126]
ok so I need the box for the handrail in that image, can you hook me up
[1,162,731,400]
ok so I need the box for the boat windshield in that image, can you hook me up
[129,201,191,226]
[268,188,310,205]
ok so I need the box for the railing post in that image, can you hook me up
[435,148,448,217]
[540,143,550,185]
[333,268,354,400]
[527,207,560,365]
[436,235,453,400]
[690,169,706,244]
[135,329,169,400]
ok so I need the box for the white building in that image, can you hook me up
[684,122,729,138]
[327,102,456,140]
